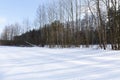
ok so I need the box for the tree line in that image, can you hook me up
[0,0,120,50]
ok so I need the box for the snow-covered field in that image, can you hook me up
[0,46,120,80]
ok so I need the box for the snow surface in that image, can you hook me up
[0,46,120,80]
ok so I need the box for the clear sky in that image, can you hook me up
[0,0,51,33]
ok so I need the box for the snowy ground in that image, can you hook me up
[0,46,120,80]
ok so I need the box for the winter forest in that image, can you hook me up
[0,0,120,50]
[1,0,120,80]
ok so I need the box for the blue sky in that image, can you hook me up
[0,0,50,33]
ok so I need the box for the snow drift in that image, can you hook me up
[0,46,120,80]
